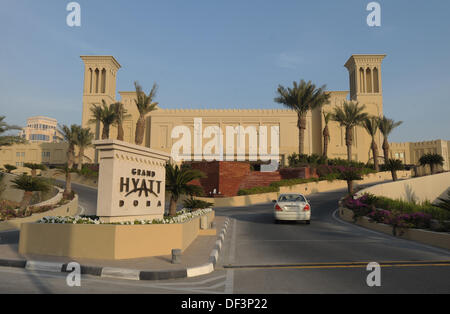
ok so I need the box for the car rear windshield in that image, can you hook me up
[278,195,306,202]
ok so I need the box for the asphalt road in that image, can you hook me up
[0,183,449,294]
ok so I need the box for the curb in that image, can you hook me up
[0,217,231,281]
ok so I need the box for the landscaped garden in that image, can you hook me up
[237,153,378,196]
[0,171,74,222]
[342,192,450,233]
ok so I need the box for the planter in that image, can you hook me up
[338,205,450,250]
[18,210,215,260]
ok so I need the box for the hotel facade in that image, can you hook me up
[1,54,448,172]
[80,54,387,165]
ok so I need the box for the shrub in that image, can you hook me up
[182,198,213,210]
[4,164,17,173]
[79,164,99,178]
[270,178,319,188]
[237,186,279,196]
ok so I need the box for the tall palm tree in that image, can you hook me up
[331,101,368,161]
[165,163,205,217]
[322,111,332,158]
[274,80,330,154]
[362,116,380,172]
[378,116,403,166]
[89,100,118,140]
[134,81,158,145]
[55,164,76,199]
[112,102,131,141]
[76,127,94,170]
[58,124,80,169]
[11,174,50,211]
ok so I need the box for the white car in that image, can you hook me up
[273,193,311,224]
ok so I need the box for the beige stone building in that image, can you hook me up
[18,116,62,143]
[81,54,387,165]
[390,140,450,172]
[0,142,68,172]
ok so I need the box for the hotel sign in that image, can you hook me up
[93,140,171,223]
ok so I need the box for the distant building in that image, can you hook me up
[390,140,449,173]
[0,142,68,170]
[19,116,62,143]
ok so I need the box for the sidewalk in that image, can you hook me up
[0,215,230,280]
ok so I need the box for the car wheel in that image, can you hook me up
[274,219,280,224]
[305,220,311,225]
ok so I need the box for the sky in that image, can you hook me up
[0,0,449,142]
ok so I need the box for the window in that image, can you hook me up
[42,151,50,158]
[16,162,24,167]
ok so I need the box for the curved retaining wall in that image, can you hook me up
[0,173,60,204]
[198,171,411,207]
[356,172,450,203]
[0,195,79,232]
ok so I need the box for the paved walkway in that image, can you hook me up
[0,216,226,271]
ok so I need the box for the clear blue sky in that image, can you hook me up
[1,0,449,142]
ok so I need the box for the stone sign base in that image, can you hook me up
[18,211,214,260]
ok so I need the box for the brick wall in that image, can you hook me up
[279,167,318,179]
[238,171,282,190]
[190,161,251,197]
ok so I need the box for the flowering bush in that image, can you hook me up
[38,208,213,225]
[345,193,435,230]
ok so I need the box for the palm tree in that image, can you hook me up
[55,164,76,199]
[165,163,205,217]
[274,80,330,154]
[322,111,332,158]
[76,127,94,170]
[134,81,158,145]
[338,168,363,195]
[378,116,403,166]
[331,101,368,161]
[24,163,47,177]
[112,102,131,141]
[362,116,380,172]
[89,100,118,140]
[384,159,404,181]
[419,153,444,175]
[11,174,50,211]
[0,116,25,148]
[58,124,80,169]
[4,164,17,173]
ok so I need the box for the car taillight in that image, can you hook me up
[303,204,310,211]
[275,204,283,211]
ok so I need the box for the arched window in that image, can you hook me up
[359,68,365,93]
[101,68,106,93]
[373,67,380,93]
[95,68,100,93]
[88,68,93,93]
[366,68,372,93]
